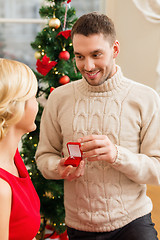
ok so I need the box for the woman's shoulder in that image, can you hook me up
[0,178,12,217]
[0,178,11,239]
[0,178,11,198]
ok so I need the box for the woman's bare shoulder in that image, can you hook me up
[0,178,11,198]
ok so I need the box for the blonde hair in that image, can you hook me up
[0,58,38,140]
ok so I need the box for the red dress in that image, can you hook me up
[0,149,41,240]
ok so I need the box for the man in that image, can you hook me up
[36,12,160,240]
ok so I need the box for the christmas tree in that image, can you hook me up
[20,0,81,238]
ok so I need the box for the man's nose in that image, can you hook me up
[84,58,95,71]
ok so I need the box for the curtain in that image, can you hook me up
[132,0,160,93]
[132,0,160,23]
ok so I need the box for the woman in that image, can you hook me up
[0,58,40,240]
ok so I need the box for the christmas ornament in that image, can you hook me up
[59,75,70,85]
[49,17,61,29]
[59,49,70,61]
[36,55,58,76]
[57,30,71,39]
[44,224,59,239]
[44,225,68,240]
[50,87,55,93]
[34,51,41,60]
[61,0,72,30]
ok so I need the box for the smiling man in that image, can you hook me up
[36,12,160,240]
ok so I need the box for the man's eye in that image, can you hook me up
[93,53,101,58]
[75,55,83,60]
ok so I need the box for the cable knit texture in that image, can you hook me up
[36,66,160,232]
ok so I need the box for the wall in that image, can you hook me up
[106,0,160,90]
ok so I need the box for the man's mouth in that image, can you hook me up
[85,71,100,78]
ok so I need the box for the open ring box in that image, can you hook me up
[64,142,82,167]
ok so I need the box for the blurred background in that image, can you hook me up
[0,0,100,69]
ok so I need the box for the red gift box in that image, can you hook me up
[64,142,82,167]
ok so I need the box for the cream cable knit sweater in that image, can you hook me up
[36,66,160,232]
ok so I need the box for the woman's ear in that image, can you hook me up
[113,40,120,59]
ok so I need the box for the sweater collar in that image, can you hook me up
[76,65,125,97]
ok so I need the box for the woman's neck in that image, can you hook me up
[0,126,21,166]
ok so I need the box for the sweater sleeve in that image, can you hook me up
[112,88,160,185]
[35,92,63,180]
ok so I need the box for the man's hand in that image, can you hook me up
[78,135,117,164]
[58,158,85,181]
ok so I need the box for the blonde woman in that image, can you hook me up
[0,59,40,240]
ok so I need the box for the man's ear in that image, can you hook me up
[113,40,120,59]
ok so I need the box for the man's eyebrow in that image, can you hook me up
[91,49,103,53]
[74,52,81,55]
[74,49,103,55]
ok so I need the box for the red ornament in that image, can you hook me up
[36,55,57,76]
[59,50,70,61]
[67,0,71,3]
[59,75,70,85]
[50,87,55,93]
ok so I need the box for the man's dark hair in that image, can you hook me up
[71,12,116,45]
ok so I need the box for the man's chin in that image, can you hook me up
[83,76,106,86]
